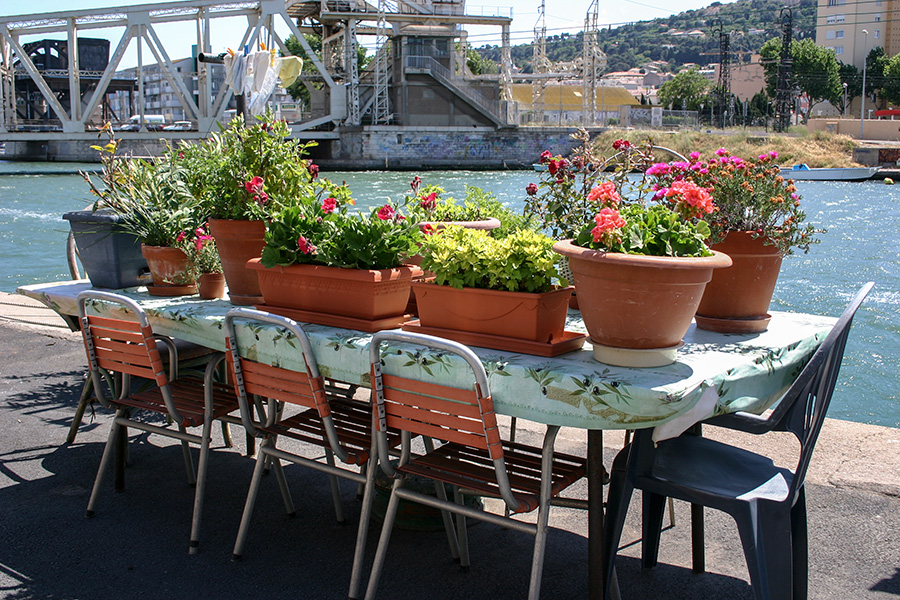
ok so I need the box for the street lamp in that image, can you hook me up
[843,82,848,117]
[861,29,868,140]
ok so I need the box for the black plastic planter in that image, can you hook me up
[63,210,149,289]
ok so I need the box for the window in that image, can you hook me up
[835,46,844,55]
[875,29,881,39]
[827,15,836,23]
[826,31,836,39]
[836,30,844,38]
[875,14,881,21]
[836,14,845,22]
[828,0,837,5]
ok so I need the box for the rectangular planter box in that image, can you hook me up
[63,210,148,289]
[412,282,573,343]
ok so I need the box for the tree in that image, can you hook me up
[759,37,841,123]
[839,62,861,115]
[657,67,709,111]
[880,52,900,106]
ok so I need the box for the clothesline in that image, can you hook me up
[223,50,304,115]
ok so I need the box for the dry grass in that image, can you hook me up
[589,129,863,168]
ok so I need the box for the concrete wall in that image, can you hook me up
[322,126,585,170]
[4,137,170,161]
[808,116,900,142]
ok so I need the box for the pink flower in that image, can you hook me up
[376,204,395,221]
[587,181,621,205]
[768,151,778,159]
[689,151,700,161]
[321,197,337,214]
[297,235,315,254]
[666,180,715,217]
[422,223,436,235]
[548,159,560,175]
[715,148,728,157]
[419,192,437,211]
[410,176,421,193]
[591,207,626,244]
[526,182,538,196]
[646,163,671,176]
[612,139,632,151]
[176,231,187,243]
[244,176,264,195]
[307,163,319,179]
[540,150,553,163]
[254,191,269,206]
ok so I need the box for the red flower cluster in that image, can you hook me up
[612,139,632,151]
[525,182,538,196]
[419,192,437,212]
[376,204,395,220]
[307,163,319,180]
[297,235,316,255]
[321,197,337,214]
[244,176,269,206]
[591,207,626,246]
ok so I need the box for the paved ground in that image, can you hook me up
[1,291,898,600]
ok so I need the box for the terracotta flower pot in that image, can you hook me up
[695,232,784,333]
[207,218,266,306]
[198,272,226,300]
[412,282,574,343]
[552,239,732,352]
[140,245,197,296]
[247,259,421,321]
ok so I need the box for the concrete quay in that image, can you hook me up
[1,290,898,599]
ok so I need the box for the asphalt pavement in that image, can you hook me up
[1,291,898,600]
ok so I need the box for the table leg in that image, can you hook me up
[588,429,604,600]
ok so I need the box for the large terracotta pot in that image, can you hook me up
[695,232,783,333]
[552,239,732,352]
[247,259,420,320]
[412,282,574,342]
[140,245,197,296]
[207,218,266,305]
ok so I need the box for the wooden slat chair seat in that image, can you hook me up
[350,331,588,600]
[77,290,241,555]
[224,308,399,561]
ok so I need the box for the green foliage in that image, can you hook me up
[575,204,711,257]
[419,226,560,293]
[881,52,900,106]
[760,38,842,124]
[657,67,710,111]
[261,201,422,270]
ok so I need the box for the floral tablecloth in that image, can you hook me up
[18,280,836,431]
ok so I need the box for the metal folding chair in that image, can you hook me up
[225,307,394,560]
[77,290,241,554]
[351,330,588,600]
[602,282,874,600]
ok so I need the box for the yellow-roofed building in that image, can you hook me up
[510,83,641,126]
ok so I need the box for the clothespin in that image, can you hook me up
[226,48,235,56]
[259,42,267,51]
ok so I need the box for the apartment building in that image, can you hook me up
[816,0,896,68]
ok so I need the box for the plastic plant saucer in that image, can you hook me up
[147,284,198,297]
[255,304,413,333]
[589,339,684,368]
[694,313,771,334]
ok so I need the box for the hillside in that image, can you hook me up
[475,0,816,74]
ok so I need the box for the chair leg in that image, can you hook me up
[267,453,296,517]
[179,425,197,487]
[603,450,634,600]
[85,412,124,517]
[641,491,668,569]
[188,419,213,554]
[791,487,809,600]
[734,501,794,600]
[221,421,233,448]
[364,478,405,600]
[66,374,94,444]
[527,498,553,600]
[691,503,705,574]
[325,448,346,524]
[431,471,461,562]
[349,457,377,600]
[452,486,470,569]
[232,446,270,560]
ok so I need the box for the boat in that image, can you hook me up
[780,164,880,181]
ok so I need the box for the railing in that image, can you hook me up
[404,55,506,124]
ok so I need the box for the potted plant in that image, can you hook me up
[180,224,225,299]
[71,126,149,289]
[408,226,582,356]
[645,148,824,332]
[404,177,503,234]
[545,138,732,367]
[81,131,201,295]
[247,196,423,331]
[173,112,320,304]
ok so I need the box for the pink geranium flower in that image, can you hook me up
[419,192,437,211]
[587,181,621,205]
[321,197,337,214]
[244,176,264,195]
[591,207,626,245]
[297,235,316,254]
[376,204,395,221]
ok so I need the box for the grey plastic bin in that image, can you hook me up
[63,210,148,289]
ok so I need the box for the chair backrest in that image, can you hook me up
[76,290,182,420]
[369,331,520,510]
[224,307,346,458]
[775,282,873,499]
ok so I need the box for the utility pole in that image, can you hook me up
[774,8,793,132]
[715,20,731,129]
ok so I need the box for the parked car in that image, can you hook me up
[163,121,193,131]
[119,115,166,131]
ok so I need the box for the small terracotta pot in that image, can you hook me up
[198,272,226,299]
[207,218,266,305]
[695,232,783,331]
[247,259,421,320]
[412,282,574,343]
[141,245,196,295]
[552,239,732,350]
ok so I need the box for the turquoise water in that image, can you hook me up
[1,163,897,428]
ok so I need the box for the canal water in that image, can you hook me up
[1,161,897,429]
